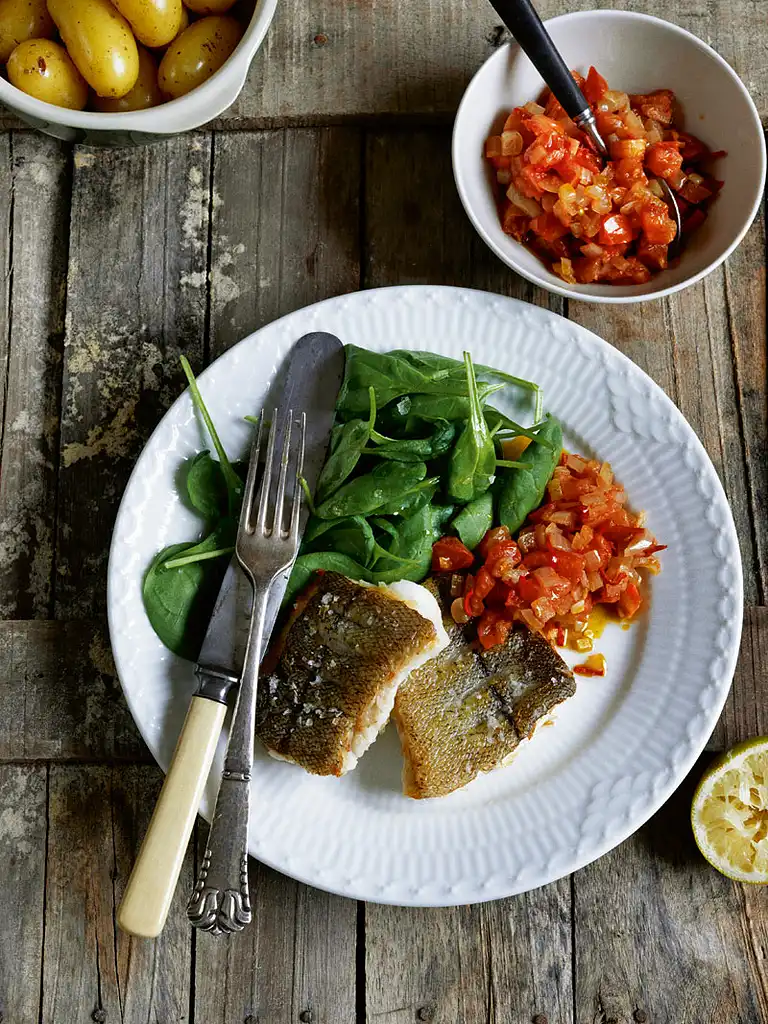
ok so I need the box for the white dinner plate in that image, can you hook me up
[107,286,742,906]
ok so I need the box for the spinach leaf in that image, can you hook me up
[314,387,376,503]
[314,460,428,519]
[365,419,456,463]
[302,515,375,566]
[336,346,501,418]
[484,408,555,447]
[143,522,234,660]
[186,451,229,519]
[284,552,372,607]
[391,350,542,405]
[372,477,440,517]
[447,353,497,503]
[181,356,243,517]
[369,504,436,584]
[451,491,493,550]
[496,415,563,533]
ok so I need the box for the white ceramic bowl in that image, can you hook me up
[453,10,766,304]
[0,0,277,145]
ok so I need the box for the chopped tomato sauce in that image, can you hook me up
[484,68,725,285]
[434,453,665,651]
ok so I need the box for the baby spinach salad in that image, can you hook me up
[143,347,562,659]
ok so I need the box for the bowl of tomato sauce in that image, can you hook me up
[453,9,766,303]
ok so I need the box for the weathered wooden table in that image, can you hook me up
[0,1,766,1020]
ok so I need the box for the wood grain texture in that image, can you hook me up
[55,138,212,619]
[0,135,70,619]
[366,885,572,1023]
[193,858,356,1023]
[0,136,11,460]
[215,0,768,127]
[0,764,47,1024]
[42,765,193,1024]
[0,620,147,761]
[574,756,768,1024]
[710,607,768,750]
[208,128,362,359]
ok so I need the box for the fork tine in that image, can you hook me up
[289,412,307,542]
[271,411,293,537]
[239,413,264,536]
[256,408,279,535]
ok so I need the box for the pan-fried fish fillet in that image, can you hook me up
[256,572,449,776]
[394,579,575,798]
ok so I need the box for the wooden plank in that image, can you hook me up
[710,607,768,750]
[214,0,768,127]
[0,136,11,443]
[0,0,764,130]
[193,859,356,1023]
[0,620,147,761]
[191,124,360,1024]
[112,765,193,1024]
[574,755,768,1023]
[0,133,70,618]
[0,764,47,1023]
[723,209,767,603]
[54,137,212,619]
[366,885,572,1023]
[208,127,362,358]
[364,127,562,316]
[42,765,193,1024]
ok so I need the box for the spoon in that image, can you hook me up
[487,0,683,258]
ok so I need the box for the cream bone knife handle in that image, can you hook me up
[116,667,237,939]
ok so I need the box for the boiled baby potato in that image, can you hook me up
[47,0,139,98]
[7,38,88,109]
[111,0,183,48]
[91,43,161,110]
[158,15,242,99]
[183,0,236,17]
[0,0,55,63]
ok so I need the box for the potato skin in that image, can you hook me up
[47,0,140,98]
[0,0,55,64]
[7,38,88,109]
[158,16,241,99]
[111,0,183,49]
[91,43,162,111]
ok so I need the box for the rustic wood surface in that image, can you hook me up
[0,0,766,1018]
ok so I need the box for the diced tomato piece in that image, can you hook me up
[573,146,602,173]
[432,536,474,572]
[463,574,484,617]
[526,132,568,168]
[640,206,677,245]
[618,582,642,619]
[645,142,683,181]
[587,532,613,568]
[477,610,513,650]
[614,158,647,188]
[583,66,608,106]
[473,566,495,601]
[598,213,635,246]
[485,539,522,577]
[677,177,713,204]
[543,90,567,121]
[636,238,668,270]
[518,574,545,605]
[547,548,586,583]
[676,131,710,163]
[501,201,528,240]
[530,212,569,242]
[527,114,566,137]
[478,526,512,560]
[630,89,674,124]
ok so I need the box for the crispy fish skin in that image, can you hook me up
[256,572,440,776]
[394,581,576,799]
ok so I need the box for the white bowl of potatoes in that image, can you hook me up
[0,0,276,144]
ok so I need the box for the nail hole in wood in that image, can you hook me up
[91,1012,107,1024]
[313,33,328,46]
[299,1012,313,1023]
[634,1013,648,1023]
[417,1008,434,1022]
[533,1015,549,1024]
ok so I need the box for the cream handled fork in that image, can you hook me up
[186,406,306,935]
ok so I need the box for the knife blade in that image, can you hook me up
[195,331,346,683]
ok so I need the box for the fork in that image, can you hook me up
[187,406,306,935]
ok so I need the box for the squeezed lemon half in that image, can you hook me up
[692,738,768,883]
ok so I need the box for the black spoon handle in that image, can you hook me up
[487,0,589,120]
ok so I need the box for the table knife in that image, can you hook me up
[117,332,345,938]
